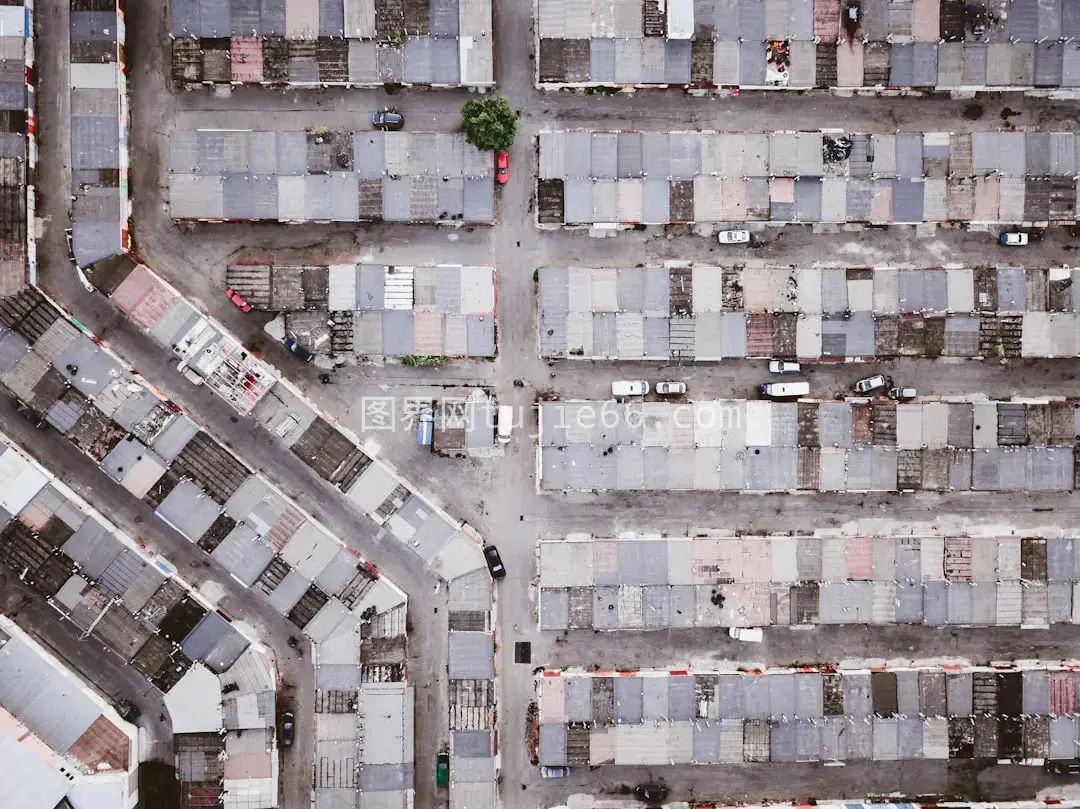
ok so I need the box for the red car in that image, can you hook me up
[225,287,252,312]
[496,152,509,184]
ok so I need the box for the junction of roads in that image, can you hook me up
[7,1,1080,809]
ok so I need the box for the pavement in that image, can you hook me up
[21,0,1080,806]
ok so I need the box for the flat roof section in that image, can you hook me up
[537,130,1080,227]
[537,399,1078,493]
[539,264,1079,360]
[536,0,1080,93]
[169,130,496,224]
[537,664,1079,766]
[537,532,1076,630]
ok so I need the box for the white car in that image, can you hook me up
[999,231,1029,246]
[853,375,886,394]
[656,381,686,395]
[611,380,649,396]
[717,229,751,245]
[728,627,764,642]
[769,360,801,374]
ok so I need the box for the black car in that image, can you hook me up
[372,109,404,131]
[279,711,295,747]
[115,700,141,722]
[1045,759,1080,775]
[634,784,669,804]
[283,338,314,363]
[483,545,506,579]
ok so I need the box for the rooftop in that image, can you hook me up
[537,664,1080,766]
[227,262,497,358]
[99,259,279,414]
[538,530,1075,630]
[538,398,1079,492]
[536,0,1080,92]
[539,264,1079,360]
[0,1,30,296]
[169,129,496,223]
[0,614,136,808]
[537,129,1080,227]
[70,0,128,269]
[170,0,494,87]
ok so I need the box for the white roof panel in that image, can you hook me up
[0,446,48,515]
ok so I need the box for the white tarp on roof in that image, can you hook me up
[165,664,223,734]
[665,0,694,38]
[0,445,48,515]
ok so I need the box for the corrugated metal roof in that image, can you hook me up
[542,129,1080,227]
[171,130,493,223]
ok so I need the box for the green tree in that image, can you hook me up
[460,94,517,153]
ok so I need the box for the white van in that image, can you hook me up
[760,381,810,398]
[611,380,649,396]
[496,405,513,444]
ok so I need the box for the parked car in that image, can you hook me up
[279,711,295,747]
[372,108,404,130]
[728,627,764,642]
[634,784,670,804]
[436,752,450,787]
[224,287,252,312]
[417,405,434,446]
[115,700,141,722]
[999,231,1028,246]
[853,375,886,394]
[655,381,686,395]
[612,380,649,396]
[540,766,571,778]
[768,360,801,374]
[496,152,509,184]
[496,404,513,444]
[282,338,314,363]
[484,545,506,579]
[1045,759,1080,775]
[717,229,751,245]
[887,386,917,400]
[760,381,809,399]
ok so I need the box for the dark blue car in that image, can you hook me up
[283,338,314,363]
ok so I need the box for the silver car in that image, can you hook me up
[656,381,686,395]
[540,766,571,778]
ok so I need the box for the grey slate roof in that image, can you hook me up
[539,129,1080,226]
[70,3,127,268]
[539,664,1066,763]
[170,130,495,224]
[539,399,1077,493]
[170,0,493,87]
[539,264,1079,360]
[537,0,1079,91]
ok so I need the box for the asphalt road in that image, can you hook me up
[26,0,1080,806]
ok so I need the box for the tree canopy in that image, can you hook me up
[460,94,517,153]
